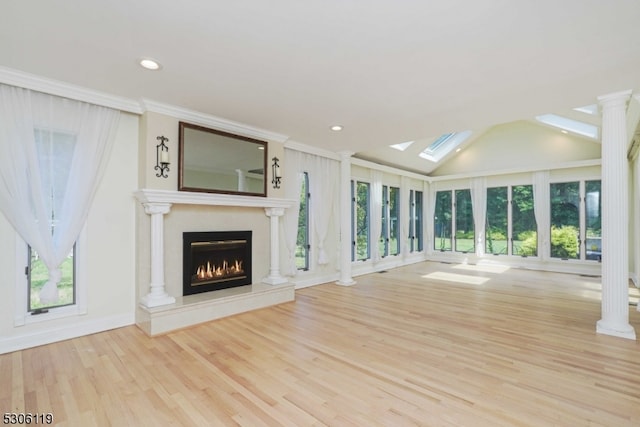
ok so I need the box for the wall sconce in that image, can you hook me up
[271,157,282,189]
[155,135,170,178]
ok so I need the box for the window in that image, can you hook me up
[485,187,508,255]
[512,185,537,257]
[352,180,371,261]
[27,129,77,312]
[409,190,423,252]
[486,185,537,257]
[434,191,452,251]
[455,189,474,253]
[434,189,474,253]
[296,172,310,270]
[380,185,400,257]
[585,180,601,261]
[380,185,388,257]
[389,186,400,256]
[28,246,75,312]
[550,182,580,259]
[550,180,601,261]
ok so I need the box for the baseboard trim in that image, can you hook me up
[0,313,135,355]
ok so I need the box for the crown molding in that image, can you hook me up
[141,99,289,144]
[0,66,143,114]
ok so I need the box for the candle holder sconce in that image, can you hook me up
[271,157,282,189]
[155,135,170,178]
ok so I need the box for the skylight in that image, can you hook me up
[535,114,599,139]
[389,141,415,151]
[573,104,599,115]
[419,131,472,162]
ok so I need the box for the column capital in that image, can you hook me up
[597,90,632,109]
[337,150,355,160]
[264,207,285,217]
[143,202,172,215]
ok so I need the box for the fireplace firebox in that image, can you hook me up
[183,231,252,296]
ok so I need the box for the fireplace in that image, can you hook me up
[183,231,252,296]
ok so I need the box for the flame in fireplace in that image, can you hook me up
[195,259,244,280]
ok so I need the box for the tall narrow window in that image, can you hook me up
[485,187,508,255]
[455,189,474,253]
[380,185,388,257]
[296,172,310,270]
[409,190,423,252]
[389,186,400,256]
[550,182,580,259]
[28,129,76,312]
[352,181,371,261]
[434,191,452,251]
[512,185,537,256]
[585,180,601,261]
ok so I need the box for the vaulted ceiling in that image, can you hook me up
[2,1,639,173]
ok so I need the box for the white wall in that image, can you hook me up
[0,112,139,354]
[432,121,601,177]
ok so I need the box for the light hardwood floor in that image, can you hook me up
[2,261,640,426]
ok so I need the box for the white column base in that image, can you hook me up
[596,319,636,340]
[336,279,356,286]
[140,292,176,308]
[262,276,289,285]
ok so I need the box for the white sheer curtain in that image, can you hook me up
[427,183,438,255]
[309,155,339,265]
[282,149,304,276]
[533,171,550,260]
[423,180,431,254]
[400,176,411,255]
[370,170,383,262]
[282,148,339,272]
[470,177,487,257]
[0,84,120,302]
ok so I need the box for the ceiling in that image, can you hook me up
[2,1,640,173]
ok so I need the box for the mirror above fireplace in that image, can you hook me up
[178,121,268,196]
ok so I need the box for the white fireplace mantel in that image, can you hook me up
[134,189,296,308]
[134,188,296,209]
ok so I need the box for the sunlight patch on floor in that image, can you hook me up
[452,263,510,274]
[422,272,490,286]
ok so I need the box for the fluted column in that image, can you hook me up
[140,202,176,308]
[337,151,356,286]
[597,90,635,339]
[263,207,288,285]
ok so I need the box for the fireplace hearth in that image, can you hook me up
[183,231,252,296]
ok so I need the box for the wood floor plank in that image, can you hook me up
[2,261,640,426]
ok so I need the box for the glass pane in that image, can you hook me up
[389,187,400,256]
[512,185,537,256]
[296,172,309,270]
[550,182,580,259]
[414,191,423,251]
[455,189,474,253]
[434,191,452,251]
[29,247,75,311]
[356,182,370,261]
[380,185,388,257]
[585,180,601,261]
[486,187,508,255]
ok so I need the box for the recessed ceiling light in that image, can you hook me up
[455,148,461,152]
[330,125,343,132]
[561,130,569,134]
[139,58,162,70]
